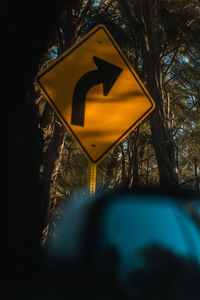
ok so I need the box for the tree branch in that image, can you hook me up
[163,42,180,79]
[179,176,200,186]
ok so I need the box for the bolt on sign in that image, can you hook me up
[36,25,155,164]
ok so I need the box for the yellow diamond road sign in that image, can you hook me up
[36,25,155,164]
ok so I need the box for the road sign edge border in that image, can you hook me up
[36,24,155,165]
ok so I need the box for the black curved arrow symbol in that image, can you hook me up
[71,56,123,127]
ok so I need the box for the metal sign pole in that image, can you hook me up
[88,162,97,197]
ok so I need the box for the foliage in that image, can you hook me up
[35,0,200,236]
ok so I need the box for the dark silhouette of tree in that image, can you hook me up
[2,0,75,286]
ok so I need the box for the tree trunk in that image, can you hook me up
[127,129,140,189]
[132,128,140,188]
[40,2,84,239]
[119,0,179,186]
[40,113,66,239]
[194,157,199,192]
[146,159,150,185]
[149,110,179,186]
[143,1,179,186]
[120,142,128,187]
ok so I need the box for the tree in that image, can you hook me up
[35,0,200,239]
[116,0,179,186]
[91,0,200,188]
[36,0,96,239]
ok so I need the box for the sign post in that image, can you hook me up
[87,162,97,197]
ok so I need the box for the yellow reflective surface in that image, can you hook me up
[37,25,155,163]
